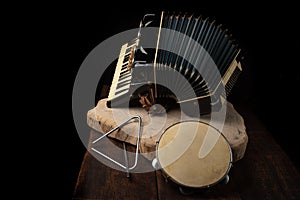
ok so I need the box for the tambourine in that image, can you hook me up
[152,120,232,194]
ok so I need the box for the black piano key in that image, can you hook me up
[119,71,130,80]
[116,79,131,89]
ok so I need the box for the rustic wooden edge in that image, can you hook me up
[87,98,248,162]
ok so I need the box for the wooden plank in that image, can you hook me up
[73,107,300,199]
[156,170,241,199]
[231,127,300,199]
[73,130,157,200]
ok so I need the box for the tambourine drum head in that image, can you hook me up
[157,121,231,188]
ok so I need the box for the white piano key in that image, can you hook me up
[117,75,132,85]
[109,43,128,95]
[119,69,130,76]
[112,88,130,100]
[112,70,130,85]
[121,61,129,66]
[115,83,130,93]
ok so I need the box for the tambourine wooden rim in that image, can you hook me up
[155,120,233,189]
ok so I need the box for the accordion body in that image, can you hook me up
[106,11,243,116]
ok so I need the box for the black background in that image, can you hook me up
[14,1,299,199]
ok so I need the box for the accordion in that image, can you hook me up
[106,11,243,116]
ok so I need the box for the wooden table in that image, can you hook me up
[73,105,300,199]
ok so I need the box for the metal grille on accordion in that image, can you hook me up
[106,11,243,116]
